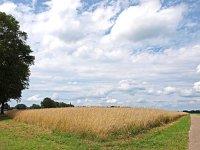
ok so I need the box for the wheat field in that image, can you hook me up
[6,107,186,137]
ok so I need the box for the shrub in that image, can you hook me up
[15,104,27,110]
[59,102,74,107]
[30,104,41,109]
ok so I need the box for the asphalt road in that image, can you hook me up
[189,115,200,150]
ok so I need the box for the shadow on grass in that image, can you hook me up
[0,115,11,121]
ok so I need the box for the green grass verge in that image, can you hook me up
[193,113,200,115]
[116,115,190,150]
[0,115,190,150]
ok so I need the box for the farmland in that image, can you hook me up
[6,108,185,138]
[0,110,189,150]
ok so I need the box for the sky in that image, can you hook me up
[0,0,200,110]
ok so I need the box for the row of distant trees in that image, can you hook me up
[183,110,200,113]
[4,97,74,110]
[41,97,74,108]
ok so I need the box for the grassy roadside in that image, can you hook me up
[193,113,200,115]
[0,115,190,150]
[117,114,190,150]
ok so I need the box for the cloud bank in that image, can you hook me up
[0,0,200,110]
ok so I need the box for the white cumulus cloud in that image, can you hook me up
[110,0,185,43]
[27,95,42,102]
[1,0,200,109]
[197,65,200,74]
[193,82,200,92]
[163,87,176,95]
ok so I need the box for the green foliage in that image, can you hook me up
[0,12,34,114]
[59,102,74,107]
[117,115,190,150]
[54,101,60,107]
[30,104,41,109]
[41,97,56,108]
[15,104,27,110]
[4,103,10,110]
[183,110,200,114]
[41,97,74,108]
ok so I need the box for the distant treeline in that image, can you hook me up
[40,97,74,108]
[4,97,74,110]
[183,110,200,113]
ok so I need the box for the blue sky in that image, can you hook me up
[0,0,200,110]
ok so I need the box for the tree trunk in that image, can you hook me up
[1,102,4,114]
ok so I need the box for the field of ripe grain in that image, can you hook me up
[6,107,186,137]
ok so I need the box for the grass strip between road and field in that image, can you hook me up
[0,114,190,150]
[115,114,190,150]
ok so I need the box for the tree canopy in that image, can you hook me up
[15,104,27,110]
[41,97,74,108]
[30,104,41,109]
[0,12,34,114]
[41,97,56,108]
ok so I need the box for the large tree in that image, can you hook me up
[41,97,56,108]
[0,12,34,114]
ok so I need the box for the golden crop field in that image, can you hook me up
[6,107,186,137]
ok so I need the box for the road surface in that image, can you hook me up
[189,115,200,150]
